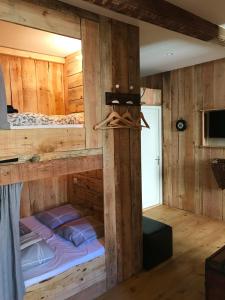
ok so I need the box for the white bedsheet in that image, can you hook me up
[21,216,105,288]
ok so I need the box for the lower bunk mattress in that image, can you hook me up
[21,216,105,288]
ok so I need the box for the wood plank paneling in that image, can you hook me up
[0,55,12,104]
[141,73,163,90]
[0,128,85,158]
[100,18,142,287]
[68,72,83,89]
[141,88,162,105]
[25,255,106,300]
[147,57,225,220]
[0,154,102,185]
[128,24,142,278]
[68,169,104,221]
[0,0,81,39]
[21,175,68,217]
[82,0,219,41]
[0,53,65,115]
[99,17,118,289]
[21,58,38,112]
[0,46,65,63]
[82,19,102,148]
[9,56,24,111]
[48,62,65,115]
[64,51,84,114]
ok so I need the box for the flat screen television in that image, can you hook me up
[204,110,225,138]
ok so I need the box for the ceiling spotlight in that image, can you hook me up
[166,52,174,56]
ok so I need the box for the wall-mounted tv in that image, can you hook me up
[204,110,225,138]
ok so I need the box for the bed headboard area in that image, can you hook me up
[20,169,103,220]
[0,50,83,115]
[1,54,65,114]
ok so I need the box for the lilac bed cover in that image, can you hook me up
[21,216,105,288]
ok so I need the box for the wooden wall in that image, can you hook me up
[141,73,163,90]
[143,58,225,221]
[20,169,103,219]
[68,169,103,221]
[21,175,68,217]
[141,88,162,105]
[0,53,65,114]
[64,50,84,113]
[0,0,142,295]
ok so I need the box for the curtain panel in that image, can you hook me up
[0,183,25,300]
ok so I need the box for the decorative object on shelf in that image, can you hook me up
[105,92,140,106]
[176,119,187,131]
[211,159,225,189]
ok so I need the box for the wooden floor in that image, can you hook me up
[99,205,225,300]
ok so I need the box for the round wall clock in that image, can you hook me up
[176,119,187,131]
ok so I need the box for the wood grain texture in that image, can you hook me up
[64,51,84,114]
[82,19,102,148]
[68,169,104,221]
[0,46,65,63]
[0,154,102,185]
[100,18,142,287]
[0,128,85,159]
[141,88,162,105]
[141,73,163,90]
[21,175,68,217]
[20,168,103,218]
[25,255,106,300]
[67,279,106,300]
[99,17,118,289]
[146,57,225,220]
[0,53,65,114]
[82,0,219,41]
[0,0,81,39]
[99,205,225,300]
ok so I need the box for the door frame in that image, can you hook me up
[141,105,163,209]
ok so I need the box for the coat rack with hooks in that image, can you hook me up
[105,83,140,106]
[105,92,140,106]
[93,107,150,130]
[94,84,149,130]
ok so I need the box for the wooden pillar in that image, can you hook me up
[100,18,142,288]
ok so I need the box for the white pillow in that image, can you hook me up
[21,241,55,271]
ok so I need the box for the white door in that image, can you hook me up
[141,106,162,209]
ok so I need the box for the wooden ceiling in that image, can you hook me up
[82,0,219,41]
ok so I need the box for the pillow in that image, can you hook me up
[35,204,82,229]
[20,231,42,250]
[19,222,31,236]
[55,216,104,247]
[21,240,55,271]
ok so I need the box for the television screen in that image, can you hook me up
[206,110,225,138]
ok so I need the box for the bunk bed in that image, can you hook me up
[22,207,105,300]
[8,112,84,129]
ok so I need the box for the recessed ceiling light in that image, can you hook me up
[166,52,174,56]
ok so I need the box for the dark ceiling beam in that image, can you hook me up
[82,0,219,41]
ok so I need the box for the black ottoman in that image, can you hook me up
[143,216,173,270]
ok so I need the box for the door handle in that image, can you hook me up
[155,157,160,165]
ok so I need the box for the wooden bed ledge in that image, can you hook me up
[0,148,103,185]
[25,254,106,300]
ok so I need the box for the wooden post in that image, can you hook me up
[100,18,142,288]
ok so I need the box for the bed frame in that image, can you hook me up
[25,255,106,300]
[0,1,142,299]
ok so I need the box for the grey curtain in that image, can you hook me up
[0,66,10,129]
[0,183,25,300]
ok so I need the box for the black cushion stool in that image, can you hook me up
[143,216,173,270]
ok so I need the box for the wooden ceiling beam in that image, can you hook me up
[82,0,219,41]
